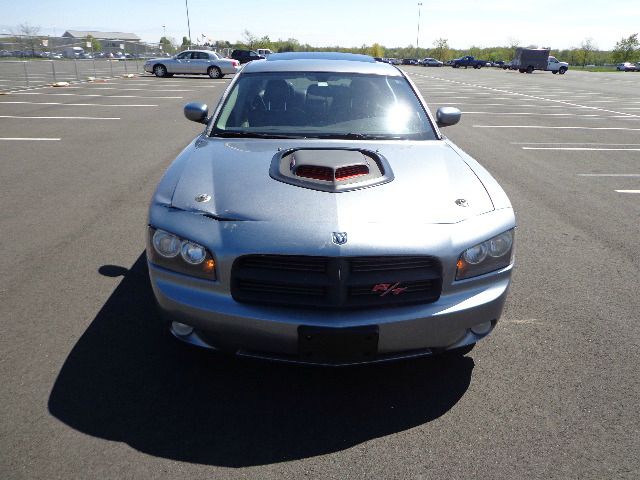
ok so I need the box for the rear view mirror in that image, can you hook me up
[436,107,461,127]
[184,102,209,124]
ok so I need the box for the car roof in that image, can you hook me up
[180,49,215,54]
[242,52,402,76]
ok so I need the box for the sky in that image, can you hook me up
[1,0,639,50]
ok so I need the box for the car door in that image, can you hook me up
[172,51,192,73]
[188,52,210,74]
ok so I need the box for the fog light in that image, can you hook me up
[172,321,194,336]
[470,321,492,336]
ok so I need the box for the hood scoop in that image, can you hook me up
[270,148,394,192]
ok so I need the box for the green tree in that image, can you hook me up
[181,36,190,49]
[86,35,101,52]
[578,37,597,66]
[276,38,300,53]
[367,43,384,58]
[612,33,639,62]
[432,38,449,60]
[159,36,175,54]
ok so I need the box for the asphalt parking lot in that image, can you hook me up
[1,67,638,479]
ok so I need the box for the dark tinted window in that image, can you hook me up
[213,71,436,140]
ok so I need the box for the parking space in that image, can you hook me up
[1,67,639,479]
[405,67,640,201]
[0,74,230,282]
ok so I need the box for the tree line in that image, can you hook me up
[166,31,639,66]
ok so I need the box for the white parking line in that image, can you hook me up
[433,103,592,108]
[463,112,601,117]
[0,101,158,107]
[0,115,120,120]
[64,87,193,92]
[9,92,183,99]
[615,190,640,193]
[474,125,640,131]
[522,147,640,151]
[411,72,640,118]
[0,137,61,141]
[577,174,640,177]
[514,143,640,146]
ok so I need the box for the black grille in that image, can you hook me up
[231,255,442,309]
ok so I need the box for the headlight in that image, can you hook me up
[147,227,216,280]
[181,241,206,264]
[456,229,514,280]
[152,229,181,258]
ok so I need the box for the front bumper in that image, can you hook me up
[149,260,511,365]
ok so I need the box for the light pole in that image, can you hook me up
[417,2,422,54]
[162,24,166,38]
[185,0,192,47]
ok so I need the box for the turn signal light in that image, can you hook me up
[203,258,216,273]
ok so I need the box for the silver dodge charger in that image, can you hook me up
[147,52,516,365]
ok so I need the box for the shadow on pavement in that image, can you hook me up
[48,253,474,467]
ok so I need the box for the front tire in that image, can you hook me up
[526,65,534,73]
[559,66,567,74]
[208,66,222,79]
[153,64,167,78]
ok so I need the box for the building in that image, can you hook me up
[62,30,141,53]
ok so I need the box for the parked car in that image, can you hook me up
[144,50,241,78]
[256,48,273,56]
[422,57,443,67]
[492,60,505,68]
[231,49,265,64]
[402,58,419,65]
[451,56,487,69]
[616,62,637,71]
[146,51,516,365]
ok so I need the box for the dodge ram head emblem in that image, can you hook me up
[332,232,348,245]
[372,283,408,296]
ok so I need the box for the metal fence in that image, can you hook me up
[0,58,147,92]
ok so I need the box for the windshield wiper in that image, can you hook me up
[314,133,405,140]
[213,130,305,139]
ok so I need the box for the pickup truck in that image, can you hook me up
[451,56,487,69]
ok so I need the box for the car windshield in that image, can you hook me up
[211,71,437,140]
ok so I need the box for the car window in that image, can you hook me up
[212,71,437,140]
[176,52,191,59]
[193,52,209,60]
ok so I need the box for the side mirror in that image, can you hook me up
[184,102,209,124]
[436,106,461,127]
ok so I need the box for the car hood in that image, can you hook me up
[169,138,494,224]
